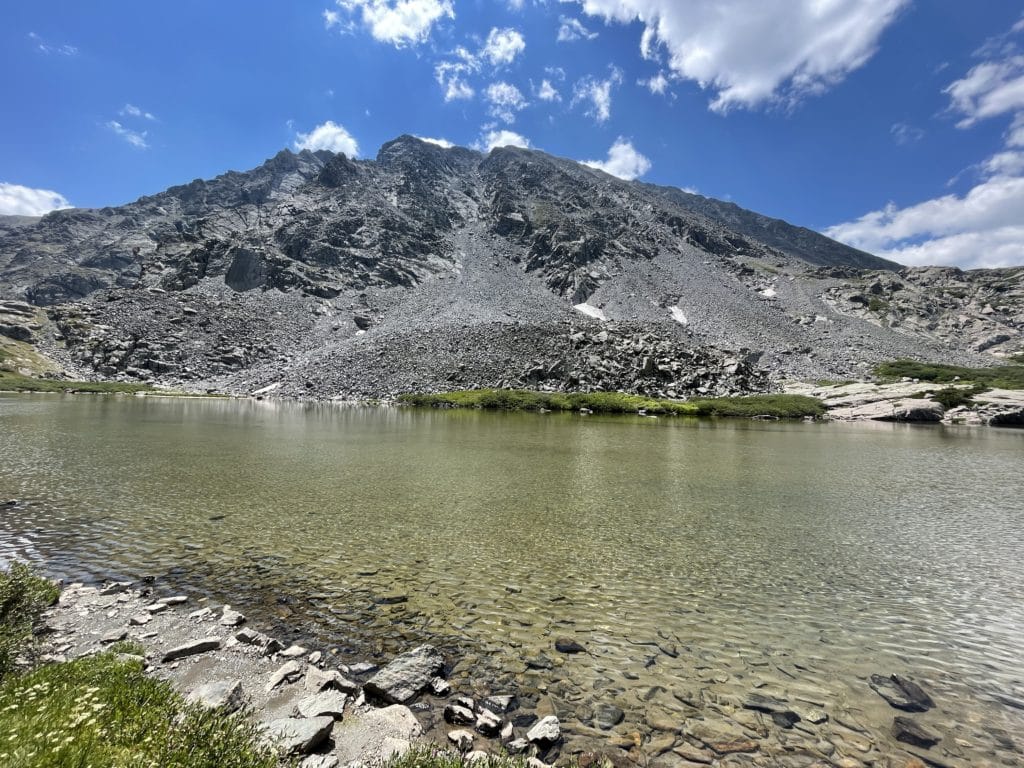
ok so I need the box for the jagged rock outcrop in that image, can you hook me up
[1,134,1020,397]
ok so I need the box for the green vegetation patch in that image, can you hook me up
[0,653,280,768]
[874,359,1024,390]
[0,370,158,394]
[398,389,825,419]
[0,563,60,679]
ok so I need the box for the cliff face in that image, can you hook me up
[0,135,1019,398]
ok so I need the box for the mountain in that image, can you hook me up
[0,135,1020,398]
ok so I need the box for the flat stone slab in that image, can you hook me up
[264,715,334,756]
[870,674,934,712]
[294,690,348,719]
[186,679,245,713]
[364,644,444,703]
[161,637,221,663]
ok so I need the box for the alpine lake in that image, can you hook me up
[1,393,1023,766]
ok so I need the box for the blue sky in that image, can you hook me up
[2,1,1023,269]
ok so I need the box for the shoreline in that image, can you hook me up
[33,571,984,768]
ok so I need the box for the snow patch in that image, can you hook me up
[573,303,607,321]
[251,382,281,396]
[759,287,777,299]
[669,306,688,325]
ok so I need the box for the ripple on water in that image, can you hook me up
[1,395,1023,761]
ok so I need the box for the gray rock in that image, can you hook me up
[869,674,934,712]
[301,756,340,768]
[448,729,475,751]
[99,581,132,595]
[444,704,475,725]
[592,703,625,730]
[305,665,360,694]
[892,716,941,748]
[162,595,188,605]
[554,637,586,654]
[161,637,221,662]
[481,694,516,714]
[186,680,245,713]
[527,715,561,746]
[128,614,151,626]
[145,602,168,614]
[280,644,308,658]
[267,660,304,692]
[429,677,452,696]
[506,738,530,754]
[364,645,444,704]
[475,708,502,737]
[264,716,334,756]
[293,690,348,719]
[219,605,246,626]
[100,630,128,644]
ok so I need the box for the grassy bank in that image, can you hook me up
[0,370,159,394]
[0,563,279,768]
[398,389,825,419]
[874,359,1024,390]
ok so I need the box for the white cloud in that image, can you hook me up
[482,27,526,66]
[416,135,455,148]
[323,9,342,28]
[567,0,907,112]
[557,16,598,43]
[640,72,669,95]
[890,122,923,145]
[507,0,525,9]
[0,182,72,216]
[572,68,622,123]
[476,129,531,152]
[945,55,1024,128]
[107,121,148,149]
[28,32,77,56]
[120,104,156,121]
[486,81,528,123]
[332,0,453,47]
[293,120,360,155]
[825,172,1024,269]
[1009,113,1024,147]
[582,137,651,180]
[537,79,561,101]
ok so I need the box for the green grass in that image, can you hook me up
[0,563,60,679]
[398,389,825,419]
[107,640,145,657]
[0,653,281,768]
[867,296,889,313]
[0,370,158,394]
[874,359,1024,390]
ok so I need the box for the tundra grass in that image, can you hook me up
[874,359,1024,390]
[0,370,158,394]
[398,389,825,419]
[0,563,280,768]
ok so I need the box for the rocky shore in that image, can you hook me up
[38,577,1002,768]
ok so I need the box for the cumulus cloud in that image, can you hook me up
[330,0,454,47]
[582,138,651,180]
[557,17,598,43]
[572,68,622,123]
[482,27,526,66]
[476,129,531,152]
[107,121,148,149]
[537,79,561,101]
[0,182,72,216]
[567,0,907,112]
[293,120,360,155]
[825,167,1024,269]
[416,135,455,148]
[486,81,528,123]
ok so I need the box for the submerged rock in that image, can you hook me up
[869,674,935,712]
[892,716,941,748]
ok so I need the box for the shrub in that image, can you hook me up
[0,563,59,679]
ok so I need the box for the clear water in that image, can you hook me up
[1,394,1022,763]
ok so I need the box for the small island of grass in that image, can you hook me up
[398,389,826,419]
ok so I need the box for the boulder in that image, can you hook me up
[527,715,561,746]
[219,605,246,626]
[444,704,475,725]
[305,665,360,694]
[186,680,245,713]
[475,708,502,737]
[293,691,348,719]
[264,716,334,756]
[448,729,475,751]
[364,645,444,703]
[267,660,304,692]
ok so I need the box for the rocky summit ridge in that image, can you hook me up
[0,134,1021,399]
